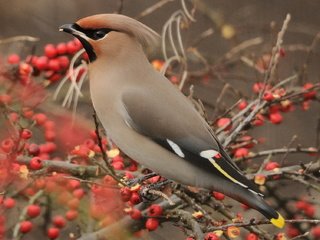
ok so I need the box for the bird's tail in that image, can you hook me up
[219,182,285,228]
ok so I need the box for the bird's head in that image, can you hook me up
[59,14,160,62]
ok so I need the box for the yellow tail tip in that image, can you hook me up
[270,212,285,228]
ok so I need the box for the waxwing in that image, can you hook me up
[60,14,284,228]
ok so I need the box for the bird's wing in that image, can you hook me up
[122,87,262,195]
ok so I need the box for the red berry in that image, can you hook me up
[112,161,124,170]
[48,59,60,71]
[269,112,283,124]
[67,180,81,190]
[1,138,14,153]
[9,112,19,122]
[130,208,142,220]
[33,113,47,125]
[130,192,141,205]
[44,120,55,130]
[65,210,78,221]
[45,130,56,141]
[286,225,300,238]
[238,100,248,110]
[216,118,232,131]
[19,221,33,233]
[234,148,249,158]
[0,94,12,105]
[295,200,308,210]
[303,83,317,99]
[27,204,41,218]
[252,114,265,126]
[212,191,225,201]
[7,54,20,64]
[44,44,57,58]
[204,232,219,240]
[28,143,40,156]
[279,48,286,57]
[3,198,15,209]
[252,82,263,93]
[264,162,279,171]
[53,215,66,228]
[29,157,43,170]
[67,41,78,54]
[120,187,132,202]
[148,204,163,217]
[56,43,67,55]
[304,204,315,217]
[21,129,32,139]
[47,227,60,239]
[145,218,159,231]
[263,91,274,101]
[311,226,320,238]
[35,56,48,70]
[246,233,259,240]
[67,198,80,209]
[58,56,70,69]
[73,188,85,199]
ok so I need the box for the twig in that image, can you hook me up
[135,0,174,20]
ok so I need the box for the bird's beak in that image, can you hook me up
[59,23,86,39]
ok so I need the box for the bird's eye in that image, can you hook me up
[93,30,106,40]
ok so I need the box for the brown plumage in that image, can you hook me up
[60,14,285,228]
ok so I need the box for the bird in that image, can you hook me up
[59,14,284,228]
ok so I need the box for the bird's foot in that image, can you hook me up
[126,172,158,187]
[139,179,172,202]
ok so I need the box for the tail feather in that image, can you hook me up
[218,180,285,228]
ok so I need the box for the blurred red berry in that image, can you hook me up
[27,204,41,218]
[44,44,57,58]
[67,198,80,210]
[264,162,279,171]
[19,221,33,233]
[47,227,60,239]
[311,226,320,238]
[148,204,163,217]
[0,94,12,105]
[295,200,308,210]
[35,56,48,70]
[269,112,283,124]
[238,100,248,110]
[28,143,40,156]
[65,210,78,221]
[33,113,47,125]
[67,41,78,54]
[21,129,32,140]
[7,54,20,64]
[130,192,141,205]
[234,148,249,158]
[303,83,317,99]
[252,114,264,126]
[204,233,219,240]
[246,233,259,240]
[263,91,274,101]
[286,225,300,238]
[112,161,125,170]
[56,43,67,55]
[73,188,85,199]
[145,218,159,231]
[212,191,225,200]
[3,198,15,209]
[58,56,70,69]
[279,48,286,57]
[130,208,142,220]
[29,157,43,170]
[1,138,14,153]
[53,215,66,228]
[45,130,56,141]
[48,59,60,71]
[304,204,315,217]
[120,187,132,202]
[216,118,232,131]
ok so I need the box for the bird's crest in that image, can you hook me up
[77,14,160,51]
